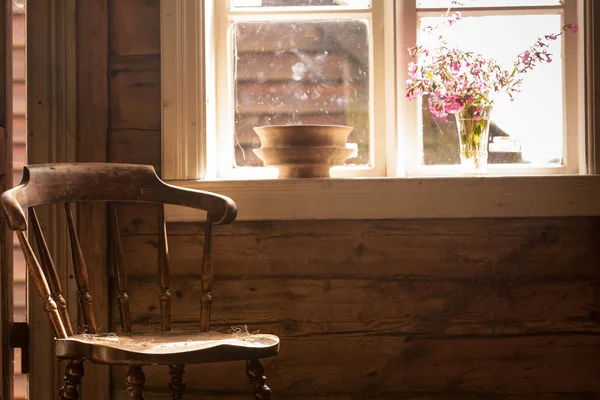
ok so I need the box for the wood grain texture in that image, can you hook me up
[119,218,600,279]
[114,275,600,336]
[26,1,79,394]
[0,1,13,399]
[105,1,600,399]
[108,129,161,173]
[112,393,600,400]
[109,0,160,56]
[112,334,600,395]
[109,54,160,130]
[76,0,110,398]
[109,216,600,397]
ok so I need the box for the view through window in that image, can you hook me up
[227,0,374,170]
[418,1,564,166]
[218,0,574,176]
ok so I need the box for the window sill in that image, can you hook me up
[165,175,600,221]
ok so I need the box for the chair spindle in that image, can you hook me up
[16,230,68,338]
[29,208,73,336]
[125,365,145,399]
[160,207,187,399]
[158,206,172,332]
[111,205,131,332]
[199,214,214,332]
[65,202,98,334]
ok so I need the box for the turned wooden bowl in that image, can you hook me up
[252,125,354,178]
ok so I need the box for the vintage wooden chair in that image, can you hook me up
[1,163,279,399]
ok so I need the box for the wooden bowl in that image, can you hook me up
[253,125,353,148]
[253,147,354,178]
[252,124,354,178]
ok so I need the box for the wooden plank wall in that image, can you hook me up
[107,1,600,399]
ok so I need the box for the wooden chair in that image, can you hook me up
[1,163,279,399]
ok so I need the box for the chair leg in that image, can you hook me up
[245,359,272,400]
[58,359,84,400]
[168,364,186,399]
[125,365,145,399]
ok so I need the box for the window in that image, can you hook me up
[408,0,583,176]
[161,0,599,221]
[210,0,390,179]
[163,0,585,181]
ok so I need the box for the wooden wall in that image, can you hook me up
[107,1,600,399]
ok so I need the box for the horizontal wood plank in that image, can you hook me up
[111,334,600,395]
[109,54,160,130]
[112,390,600,400]
[114,275,600,336]
[118,218,600,279]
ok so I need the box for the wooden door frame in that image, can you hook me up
[0,1,13,399]
[27,0,109,399]
[27,1,77,397]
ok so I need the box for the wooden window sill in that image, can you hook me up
[164,175,600,221]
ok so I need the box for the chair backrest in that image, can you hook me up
[0,163,237,339]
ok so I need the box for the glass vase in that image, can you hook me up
[455,106,493,174]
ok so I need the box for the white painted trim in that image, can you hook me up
[396,0,418,176]
[161,0,205,180]
[583,0,598,173]
[564,0,582,174]
[165,175,600,221]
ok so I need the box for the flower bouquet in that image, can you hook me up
[405,1,577,173]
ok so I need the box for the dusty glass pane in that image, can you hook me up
[417,0,561,8]
[232,0,370,8]
[419,14,563,166]
[233,20,371,167]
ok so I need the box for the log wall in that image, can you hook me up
[107,1,600,399]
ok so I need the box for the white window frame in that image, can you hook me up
[213,0,391,179]
[399,1,585,177]
[161,0,600,221]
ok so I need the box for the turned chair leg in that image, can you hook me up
[125,365,145,399]
[59,359,84,400]
[246,359,272,400]
[168,364,186,399]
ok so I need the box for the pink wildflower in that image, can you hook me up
[568,23,578,34]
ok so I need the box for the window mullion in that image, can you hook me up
[396,0,419,177]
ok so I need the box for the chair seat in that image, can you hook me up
[55,331,280,366]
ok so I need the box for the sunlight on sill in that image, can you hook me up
[165,174,600,222]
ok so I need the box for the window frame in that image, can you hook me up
[399,0,584,176]
[161,0,600,221]
[211,0,392,179]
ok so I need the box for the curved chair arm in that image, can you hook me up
[1,163,237,231]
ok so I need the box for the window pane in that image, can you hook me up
[417,0,561,8]
[419,14,563,166]
[233,20,371,167]
[232,0,370,8]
